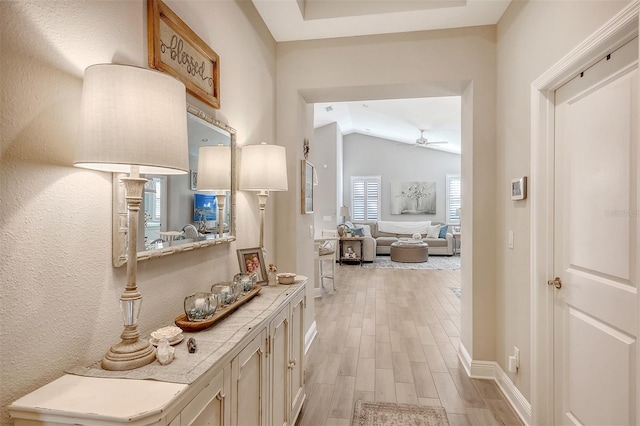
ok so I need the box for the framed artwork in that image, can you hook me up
[511,177,527,200]
[237,247,267,284]
[301,160,314,214]
[147,0,221,109]
[390,181,436,215]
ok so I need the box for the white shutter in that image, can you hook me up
[446,174,461,224]
[351,176,381,221]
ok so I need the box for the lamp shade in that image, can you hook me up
[239,143,288,191]
[74,64,189,175]
[340,206,350,217]
[197,145,231,190]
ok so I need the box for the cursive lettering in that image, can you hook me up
[161,35,214,88]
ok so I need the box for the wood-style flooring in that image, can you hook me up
[296,264,523,426]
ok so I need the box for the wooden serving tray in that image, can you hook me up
[175,285,262,332]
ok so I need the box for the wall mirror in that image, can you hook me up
[112,104,236,266]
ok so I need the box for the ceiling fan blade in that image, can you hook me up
[426,141,448,145]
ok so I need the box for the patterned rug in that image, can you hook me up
[362,255,460,270]
[352,400,450,426]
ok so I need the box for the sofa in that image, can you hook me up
[352,220,454,257]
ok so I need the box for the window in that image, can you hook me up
[351,176,381,221]
[446,174,461,224]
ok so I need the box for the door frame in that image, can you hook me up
[530,2,639,425]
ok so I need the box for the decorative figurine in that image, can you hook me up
[187,337,197,353]
[156,338,175,365]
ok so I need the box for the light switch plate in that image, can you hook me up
[508,231,514,249]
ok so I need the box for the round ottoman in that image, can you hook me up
[390,242,429,263]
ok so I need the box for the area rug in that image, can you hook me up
[362,255,460,270]
[351,400,450,426]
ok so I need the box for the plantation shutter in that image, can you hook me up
[351,176,380,221]
[446,174,461,223]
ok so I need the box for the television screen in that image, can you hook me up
[194,193,217,221]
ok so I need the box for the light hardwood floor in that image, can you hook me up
[296,264,523,426]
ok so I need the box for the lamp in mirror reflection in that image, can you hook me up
[196,144,231,239]
[239,142,288,252]
[74,64,188,371]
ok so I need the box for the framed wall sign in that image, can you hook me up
[301,160,314,214]
[147,0,220,109]
[511,176,527,200]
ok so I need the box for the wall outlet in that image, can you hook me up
[508,231,514,249]
[309,225,314,238]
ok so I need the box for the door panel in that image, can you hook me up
[554,36,638,426]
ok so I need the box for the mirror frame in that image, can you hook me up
[112,104,236,266]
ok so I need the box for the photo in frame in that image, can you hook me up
[237,247,267,284]
[511,176,527,200]
[301,160,314,214]
[147,0,220,109]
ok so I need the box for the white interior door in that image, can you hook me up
[554,36,638,426]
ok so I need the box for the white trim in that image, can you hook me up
[459,343,532,426]
[530,3,639,425]
[304,320,317,355]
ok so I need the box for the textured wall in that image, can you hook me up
[0,0,276,423]
[495,0,631,403]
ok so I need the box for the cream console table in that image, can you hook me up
[9,277,308,426]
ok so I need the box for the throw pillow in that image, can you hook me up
[438,225,448,238]
[358,224,372,237]
[351,227,364,237]
[426,224,441,239]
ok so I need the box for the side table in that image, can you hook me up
[452,232,461,255]
[339,237,363,266]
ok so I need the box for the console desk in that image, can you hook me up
[9,278,308,426]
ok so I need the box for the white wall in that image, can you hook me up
[495,0,632,404]
[343,133,461,223]
[312,122,341,232]
[0,1,276,423]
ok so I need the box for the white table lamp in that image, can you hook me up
[239,142,288,251]
[340,206,350,223]
[197,145,231,238]
[74,64,188,371]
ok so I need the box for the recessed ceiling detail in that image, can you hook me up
[252,0,511,42]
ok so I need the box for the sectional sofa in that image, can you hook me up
[351,220,454,258]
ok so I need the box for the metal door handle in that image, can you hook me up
[547,277,562,289]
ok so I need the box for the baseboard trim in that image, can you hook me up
[304,320,317,355]
[458,344,532,426]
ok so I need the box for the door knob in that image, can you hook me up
[547,277,562,289]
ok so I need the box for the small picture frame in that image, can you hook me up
[511,177,527,200]
[237,247,267,284]
[190,170,197,190]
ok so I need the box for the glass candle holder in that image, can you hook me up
[211,282,238,307]
[184,292,217,321]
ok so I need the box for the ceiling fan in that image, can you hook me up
[415,129,447,146]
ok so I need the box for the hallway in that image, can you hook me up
[297,265,522,425]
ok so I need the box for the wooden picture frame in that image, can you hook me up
[237,247,267,284]
[301,160,314,214]
[511,176,527,200]
[147,0,220,109]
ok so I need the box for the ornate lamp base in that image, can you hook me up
[101,334,156,371]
